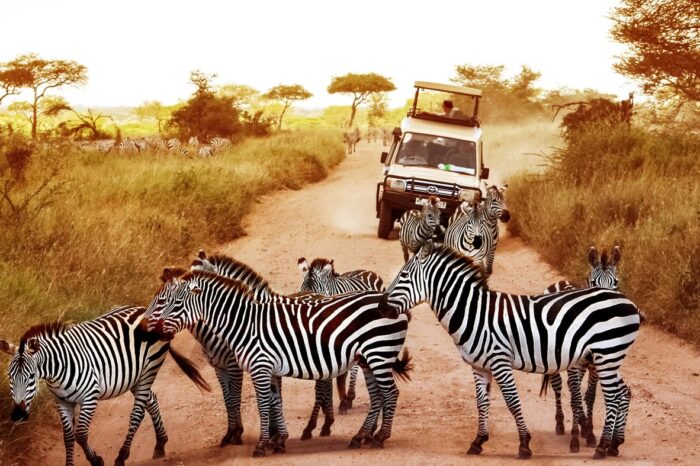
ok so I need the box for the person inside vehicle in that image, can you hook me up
[443,140,476,169]
[398,139,428,165]
[440,100,468,120]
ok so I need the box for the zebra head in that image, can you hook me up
[423,196,442,229]
[298,257,335,295]
[1,337,41,421]
[144,267,191,336]
[586,246,621,290]
[484,184,510,223]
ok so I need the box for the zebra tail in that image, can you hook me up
[168,346,212,393]
[392,348,414,383]
[539,374,550,397]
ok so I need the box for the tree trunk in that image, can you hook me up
[348,105,357,128]
[31,90,39,139]
[278,103,289,130]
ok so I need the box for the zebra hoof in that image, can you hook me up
[348,437,362,449]
[586,432,597,448]
[91,456,104,466]
[320,427,332,437]
[593,447,607,459]
[517,433,532,459]
[570,436,580,453]
[364,436,374,445]
[252,447,267,458]
[114,457,124,466]
[339,400,349,415]
[152,445,166,459]
[370,439,384,449]
[556,423,565,435]
[301,429,313,441]
[467,445,482,455]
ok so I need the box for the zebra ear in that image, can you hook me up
[297,258,309,273]
[161,267,174,283]
[588,247,600,267]
[198,250,207,260]
[0,340,17,356]
[322,262,334,275]
[419,240,434,259]
[611,246,622,265]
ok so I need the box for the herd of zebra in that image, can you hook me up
[1,192,643,464]
[75,136,232,157]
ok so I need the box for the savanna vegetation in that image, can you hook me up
[0,128,345,456]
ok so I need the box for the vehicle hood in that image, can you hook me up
[385,165,481,190]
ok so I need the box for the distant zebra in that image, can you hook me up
[380,241,641,459]
[145,272,412,457]
[399,195,441,263]
[186,251,338,442]
[343,131,360,154]
[210,137,231,150]
[542,245,622,451]
[0,305,210,466]
[297,257,385,413]
[446,184,509,274]
[198,145,215,157]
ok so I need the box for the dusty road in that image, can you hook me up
[33,141,700,466]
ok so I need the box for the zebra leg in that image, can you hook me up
[318,379,335,436]
[567,368,586,453]
[608,380,632,457]
[346,363,360,408]
[268,380,289,454]
[467,368,492,455]
[116,388,151,466]
[55,400,77,466]
[74,396,103,466]
[371,362,401,449]
[491,363,532,459]
[592,357,624,460]
[214,365,243,447]
[144,391,168,459]
[349,368,383,449]
[583,366,599,447]
[250,368,275,457]
[550,373,565,435]
[337,371,350,414]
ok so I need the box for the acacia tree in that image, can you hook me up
[134,101,173,134]
[263,84,312,129]
[4,54,87,138]
[611,0,700,102]
[218,83,260,108]
[327,73,395,127]
[0,62,31,106]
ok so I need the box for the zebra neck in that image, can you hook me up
[200,284,256,345]
[426,265,488,324]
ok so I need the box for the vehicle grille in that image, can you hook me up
[405,179,461,200]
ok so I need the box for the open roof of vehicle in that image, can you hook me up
[414,81,482,97]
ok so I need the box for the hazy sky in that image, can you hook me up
[1,0,633,109]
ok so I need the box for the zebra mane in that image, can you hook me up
[183,270,257,300]
[19,322,69,353]
[434,244,490,290]
[199,254,272,290]
[308,258,334,271]
[600,248,609,267]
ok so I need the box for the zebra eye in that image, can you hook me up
[399,271,409,278]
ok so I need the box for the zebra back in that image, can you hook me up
[297,257,384,295]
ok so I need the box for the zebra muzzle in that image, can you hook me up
[500,209,511,223]
[11,401,28,422]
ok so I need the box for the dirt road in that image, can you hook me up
[34,141,700,465]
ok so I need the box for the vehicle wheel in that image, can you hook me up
[377,201,394,239]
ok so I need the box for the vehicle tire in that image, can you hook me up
[377,201,393,239]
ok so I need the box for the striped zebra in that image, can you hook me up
[210,137,231,150]
[445,184,509,274]
[198,145,215,157]
[297,257,385,413]
[0,305,210,466]
[187,251,338,442]
[145,271,412,457]
[343,131,360,154]
[542,245,622,451]
[399,195,441,263]
[379,241,641,459]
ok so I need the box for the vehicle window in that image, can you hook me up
[396,133,476,174]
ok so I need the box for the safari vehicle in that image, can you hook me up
[375,81,489,238]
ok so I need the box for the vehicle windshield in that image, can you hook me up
[395,132,476,175]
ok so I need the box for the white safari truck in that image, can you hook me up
[375,81,489,238]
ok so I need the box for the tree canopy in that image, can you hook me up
[327,73,395,127]
[3,54,87,138]
[611,0,700,102]
[263,84,312,129]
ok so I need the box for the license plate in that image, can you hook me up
[415,198,446,209]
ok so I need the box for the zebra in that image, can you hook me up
[198,145,215,157]
[445,184,509,274]
[210,137,231,150]
[378,241,641,460]
[0,305,210,466]
[343,131,360,154]
[399,195,441,263]
[145,271,413,457]
[542,245,623,451]
[297,257,385,413]
[186,251,338,442]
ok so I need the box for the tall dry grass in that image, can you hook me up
[506,124,700,347]
[0,128,344,458]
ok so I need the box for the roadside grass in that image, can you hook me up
[0,128,345,458]
[506,124,700,347]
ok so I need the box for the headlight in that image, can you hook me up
[386,178,406,191]
[459,189,481,203]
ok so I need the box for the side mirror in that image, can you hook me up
[481,167,490,180]
[392,127,402,142]
[380,151,389,163]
